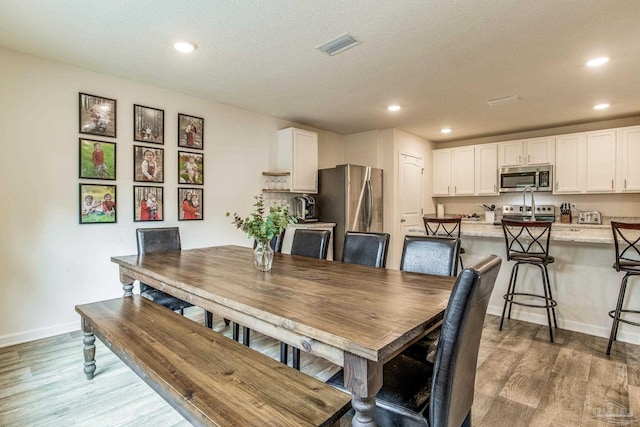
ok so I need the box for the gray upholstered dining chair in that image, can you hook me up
[232,232,287,346]
[327,255,502,427]
[136,227,214,327]
[342,231,390,268]
[282,228,331,370]
[400,235,461,277]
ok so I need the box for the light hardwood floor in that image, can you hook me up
[1,309,638,426]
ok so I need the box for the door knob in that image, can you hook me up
[400,218,406,223]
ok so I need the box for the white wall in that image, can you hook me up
[0,47,343,346]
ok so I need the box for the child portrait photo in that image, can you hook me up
[178,151,203,185]
[79,138,116,180]
[79,93,117,138]
[178,113,203,149]
[134,186,163,222]
[134,145,164,183]
[178,188,203,221]
[133,104,164,144]
[79,184,117,224]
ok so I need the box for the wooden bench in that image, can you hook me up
[76,296,351,427]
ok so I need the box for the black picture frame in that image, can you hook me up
[178,188,203,221]
[178,113,204,149]
[79,184,117,224]
[178,151,203,185]
[133,186,164,222]
[133,145,164,183]
[79,138,116,180]
[133,104,164,144]
[79,93,117,138]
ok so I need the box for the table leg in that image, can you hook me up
[343,353,383,427]
[119,269,135,297]
[81,317,96,380]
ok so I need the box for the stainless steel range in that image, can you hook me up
[501,204,556,222]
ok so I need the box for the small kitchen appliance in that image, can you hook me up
[577,211,601,225]
[499,165,553,193]
[294,195,317,222]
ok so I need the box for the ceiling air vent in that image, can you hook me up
[316,33,360,56]
[486,95,522,106]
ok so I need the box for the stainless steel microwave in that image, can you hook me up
[499,165,553,193]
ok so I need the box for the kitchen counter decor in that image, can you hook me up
[226,195,296,271]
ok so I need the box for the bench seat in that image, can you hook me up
[76,296,350,427]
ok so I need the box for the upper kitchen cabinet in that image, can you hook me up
[432,147,475,196]
[275,127,318,193]
[585,130,616,193]
[554,133,586,194]
[474,143,499,195]
[498,137,555,167]
[617,125,640,192]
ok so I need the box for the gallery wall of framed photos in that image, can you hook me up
[77,93,206,224]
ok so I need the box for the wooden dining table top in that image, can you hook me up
[111,245,455,364]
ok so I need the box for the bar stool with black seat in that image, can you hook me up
[282,228,331,370]
[136,227,214,327]
[606,222,640,355]
[500,219,558,342]
[232,232,286,346]
[423,217,466,271]
[342,231,390,268]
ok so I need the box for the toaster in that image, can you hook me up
[577,211,601,225]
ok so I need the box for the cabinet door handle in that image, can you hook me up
[624,179,627,189]
[454,186,457,194]
[519,155,522,164]
[612,179,614,190]
[555,181,558,190]
[494,184,497,192]
[401,218,406,223]
[528,155,531,163]
[448,186,450,194]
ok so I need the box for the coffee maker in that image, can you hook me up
[294,195,317,222]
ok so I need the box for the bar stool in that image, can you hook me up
[423,217,465,271]
[606,222,640,355]
[500,220,558,342]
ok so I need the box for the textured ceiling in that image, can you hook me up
[1,0,639,142]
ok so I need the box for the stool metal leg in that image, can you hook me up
[538,264,554,343]
[500,263,518,331]
[543,265,558,328]
[607,274,630,355]
[507,263,522,320]
[280,342,288,364]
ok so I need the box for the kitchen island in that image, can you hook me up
[412,219,640,346]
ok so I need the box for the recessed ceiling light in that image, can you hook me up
[441,128,452,134]
[174,40,197,53]
[387,105,401,112]
[586,57,609,67]
[593,103,610,110]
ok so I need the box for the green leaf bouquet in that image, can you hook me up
[226,195,296,242]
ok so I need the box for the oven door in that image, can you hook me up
[499,168,537,193]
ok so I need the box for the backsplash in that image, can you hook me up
[432,193,640,220]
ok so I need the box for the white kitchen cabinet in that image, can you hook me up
[498,137,555,167]
[432,147,474,196]
[585,130,616,193]
[276,127,318,193]
[617,126,640,192]
[554,133,586,194]
[474,143,499,195]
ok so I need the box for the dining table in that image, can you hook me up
[111,245,455,427]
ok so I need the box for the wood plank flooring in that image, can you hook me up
[0,309,638,426]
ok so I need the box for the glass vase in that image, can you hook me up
[253,240,274,272]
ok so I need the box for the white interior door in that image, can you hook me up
[398,152,424,266]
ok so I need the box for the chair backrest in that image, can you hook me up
[429,255,502,427]
[423,217,462,239]
[341,231,390,268]
[501,220,552,261]
[253,230,285,253]
[290,229,331,260]
[611,221,640,271]
[400,235,460,276]
[136,227,181,292]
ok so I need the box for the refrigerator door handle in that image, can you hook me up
[364,179,373,230]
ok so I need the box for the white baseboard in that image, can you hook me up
[487,305,640,346]
[0,321,79,348]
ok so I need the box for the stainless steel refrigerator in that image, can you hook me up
[317,164,384,261]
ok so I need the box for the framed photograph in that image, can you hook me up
[178,151,203,185]
[133,186,164,222]
[178,113,203,149]
[79,93,117,138]
[178,188,203,221]
[79,138,116,180]
[133,104,164,144]
[79,184,117,224]
[134,145,164,183]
